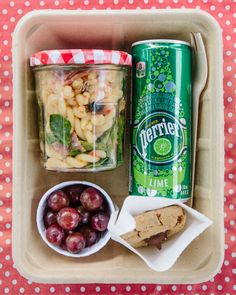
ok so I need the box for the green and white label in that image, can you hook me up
[136,112,185,164]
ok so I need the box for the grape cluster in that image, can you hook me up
[44,185,110,254]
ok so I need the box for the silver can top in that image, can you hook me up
[132,39,191,47]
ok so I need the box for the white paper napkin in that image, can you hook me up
[108,196,212,272]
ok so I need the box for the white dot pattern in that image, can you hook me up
[0,0,235,294]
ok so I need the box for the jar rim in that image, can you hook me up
[32,64,130,71]
[30,49,132,67]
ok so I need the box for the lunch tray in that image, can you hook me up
[12,9,224,284]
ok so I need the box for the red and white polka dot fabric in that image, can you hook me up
[0,0,235,294]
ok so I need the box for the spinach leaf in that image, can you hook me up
[49,114,71,148]
[68,149,82,157]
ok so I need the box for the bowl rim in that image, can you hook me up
[36,180,115,258]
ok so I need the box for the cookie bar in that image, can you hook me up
[121,205,186,249]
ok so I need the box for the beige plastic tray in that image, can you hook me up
[12,9,224,284]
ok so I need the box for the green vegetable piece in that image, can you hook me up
[110,124,116,142]
[68,149,82,157]
[96,128,111,144]
[95,142,107,151]
[46,133,57,145]
[80,141,93,151]
[49,114,71,148]
[86,157,109,169]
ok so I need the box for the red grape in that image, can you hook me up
[65,185,84,206]
[46,223,64,245]
[47,190,69,212]
[57,207,81,230]
[98,200,108,212]
[66,232,85,253]
[80,227,97,247]
[77,206,91,224]
[91,212,109,232]
[44,211,57,228]
[80,188,103,211]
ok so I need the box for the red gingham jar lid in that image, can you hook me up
[30,49,132,67]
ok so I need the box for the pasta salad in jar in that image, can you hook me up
[30,49,131,171]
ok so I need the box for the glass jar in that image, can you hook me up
[30,49,131,171]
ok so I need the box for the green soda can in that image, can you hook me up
[130,40,192,200]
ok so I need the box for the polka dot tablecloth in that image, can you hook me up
[0,0,235,294]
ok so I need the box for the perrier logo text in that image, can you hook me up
[135,112,185,164]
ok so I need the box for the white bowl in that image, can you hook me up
[36,181,115,257]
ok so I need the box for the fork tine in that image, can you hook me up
[194,32,206,53]
[190,32,197,51]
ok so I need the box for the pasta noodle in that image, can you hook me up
[45,157,70,169]
[76,154,99,163]
[74,118,86,140]
[66,156,88,168]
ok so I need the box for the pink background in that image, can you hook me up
[0,0,235,294]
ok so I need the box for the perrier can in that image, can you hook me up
[130,40,192,200]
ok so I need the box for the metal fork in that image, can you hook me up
[190,32,208,207]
